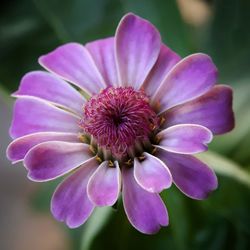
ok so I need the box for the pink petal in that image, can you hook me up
[51,157,98,228]
[152,53,218,113]
[142,44,181,97]
[87,161,121,206]
[163,85,235,134]
[86,37,118,87]
[157,149,218,200]
[13,71,84,115]
[156,124,213,154]
[7,132,79,163]
[122,166,168,234]
[39,43,106,95]
[134,153,172,193]
[9,97,80,139]
[115,13,161,89]
[24,141,93,181]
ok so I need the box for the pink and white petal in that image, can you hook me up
[6,132,79,163]
[152,53,218,113]
[142,44,181,97]
[122,166,168,234]
[39,43,106,95]
[115,13,161,89]
[134,153,172,193]
[157,149,218,200]
[24,141,93,181]
[10,97,80,139]
[13,71,84,115]
[156,124,213,154]
[86,37,118,87]
[51,157,98,228]
[87,161,121,206]
[163,85,235,134]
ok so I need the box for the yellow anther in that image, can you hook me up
[89,145,96,154]
[125,158,132,165]
[96,156,102,163]
[78,134,89,143]
[151,147,157,155]
[160,116,166,126]
[138,155,146,161]
[109,160,114,167]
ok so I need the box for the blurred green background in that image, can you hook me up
[0,0,250,249]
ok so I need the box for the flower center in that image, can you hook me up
[80,87,159,159]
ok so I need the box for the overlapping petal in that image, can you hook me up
[7,132,79,163]
[86,37,118,87]
[39,43,106,95]
[156,124,213,154]
[24,141,93,181]
[163,85,234,134]
[115,13,161,89]
[51,157,98,228]
[13,71,84,114]
[142,44,181,97]
[87,161,121,206]
[6,12,234,234]
[152,53,218,113]
[10,97,80,139]
[122,166,168,234]
[134,153,172,193]
[157,149,218,199]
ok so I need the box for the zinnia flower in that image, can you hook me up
[6,13,234,234]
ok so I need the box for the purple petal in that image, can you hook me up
[24,141,93,181]
[156,124,213,154]
[122,166,168,234]
[13,71,84,115]
[115,13,161,89]
[10,97,80,139]
[134,153,172,193]
[7,132,79,163]
[39,43,106,95]
[51,157,98,228]
[142,44,181,97]
[86,37,118,87]
[157,149,218,200]
[163,85,235,134]
[152,53,218,113]
[87,161,121,206]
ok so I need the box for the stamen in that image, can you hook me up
[80,87,159,158]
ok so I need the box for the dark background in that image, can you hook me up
[0,0,250,249]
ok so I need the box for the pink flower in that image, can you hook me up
[7,13,234,234]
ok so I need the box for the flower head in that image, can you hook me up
[80,86,159,158]
[7,13,234,234]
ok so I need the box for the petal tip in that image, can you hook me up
[5,145,20,164]
[11,91,19,97]
[38,55,46,66]
[26,171,44,182]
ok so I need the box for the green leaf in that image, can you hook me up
[81,207,113,250]
[197,151,250,188]
[0,86,12,166]
[204,0,250,81]
[161,187,192,250]
[32,0,109,42]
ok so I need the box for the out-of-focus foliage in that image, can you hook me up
[0,0,249,250]
[205,0,250,82]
